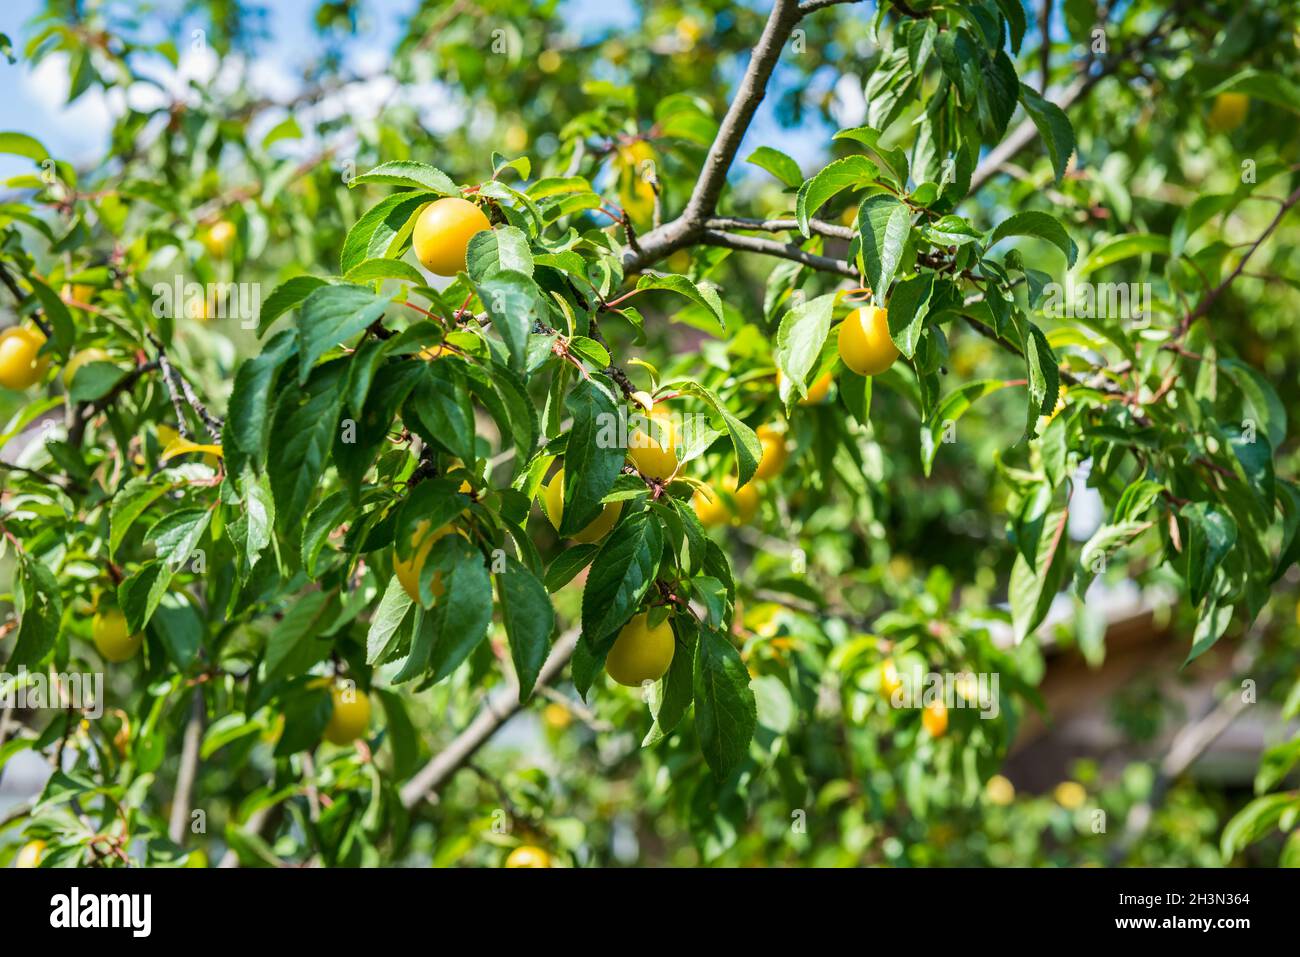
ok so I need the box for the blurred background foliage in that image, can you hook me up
[2,0,1299,867]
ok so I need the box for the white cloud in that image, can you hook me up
[830,72,867,129]
[20,53,117,160]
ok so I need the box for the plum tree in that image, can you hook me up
[1,0,1298,872]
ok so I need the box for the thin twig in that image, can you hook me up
[0,262,54,338]
[700,229,858,278]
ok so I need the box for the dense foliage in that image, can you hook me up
[2,0,1299,868]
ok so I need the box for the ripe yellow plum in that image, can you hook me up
[412,197,492,276]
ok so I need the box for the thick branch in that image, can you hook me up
[624,0,810,271]
[682,0,803,223]
[400,628,580,809]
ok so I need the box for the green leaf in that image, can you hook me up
[335,361,423,497]
[581,511,664,643]
[1017,83,1075,184]
[268,361,346,530]
[350,161,459,195]
[117,561,171,634]
[26,276,74,356]
[406,360,476,463]
[263,590,338,682]
[675,382,763,489]
[467,225,533,281]
[228,472,275,565]
[257,276,329,337]
[9,556,62,667]
[340,191,434,275]
[979,49,1020,141]
[366,577,413,665]
[886,271,935,358]
[425,536,494,682]
[1182,503,1237,606]
[635,274,725,332]
[498,556,555,700]
[343,258,426,285]
[545,544,598,591]
[1075,520,1153,595]
[201,713,262,760]
[274,688,332,757]
[1220,358,1287,449]
[260,114,301,150]
[774,292,836,400]
[0,131,49,163]
[225,329,297,475]
[475,269,541,372]
[559,377,624,535]
[1008,507,1069,642]
[110,476,169,559]
[857,193,911,296]
[1078,233,1167,276]
[989,210,1078,267]
[693,626,757,780]
[796,155,878,236]
[67,361,127,403]
[832,126,909,187]
[1255,737,1300,795]
[921,215,983,246]
[746,146,803,188]
[996,0,1027,52]
[296,284,389,385]
[146,507,212,571]
[920,379,1011,476]
[1207,69,1300,115]
[644,619,698,746]
[1020,320,1059,439]
[1221,793,1299,859]
[301,492,351,579]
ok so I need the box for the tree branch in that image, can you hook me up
[623,0,810,272]
[699,229,858,278]
[400,628,580,809]
[0,262,54,339]
[797,0,865,18]
[969,2,1185,194]
[168,693,204,845]
[681,0,803,224]
[1180,183,1300,333]
[147,333,224,443]
[704,215,855,242]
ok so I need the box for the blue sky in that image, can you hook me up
[0,0,835,182]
